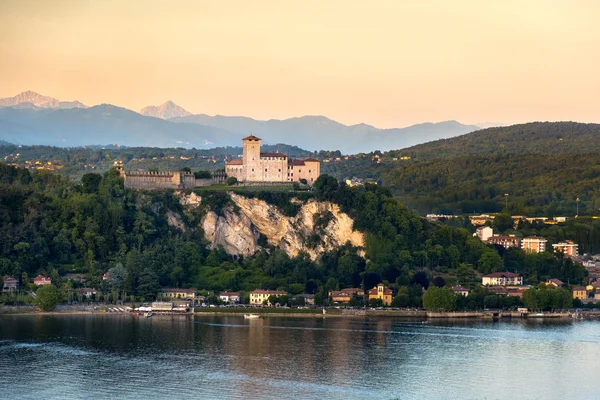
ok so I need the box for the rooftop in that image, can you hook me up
[483,271,521,278]
[242,134,261,141]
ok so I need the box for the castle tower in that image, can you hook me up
[242,134,261,181]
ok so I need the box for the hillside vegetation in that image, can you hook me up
[326,122,600,216]
[0,166,585,307]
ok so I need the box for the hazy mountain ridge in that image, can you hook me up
[140,101,191,119]
[0,91,86,109]
[0,91,479,152]
[171,114,479,153]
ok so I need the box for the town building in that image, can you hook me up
[368,283,393,306]
[329,288,364,303]
[249,289,288,305]
[225,135,320,185]
[572,286,587,300]
[546,279,564,288]
[585,281,600,292]
[552,241,579,257]
[33,275,51,286]
[159,288,196,300]
[1,276,18,293]
[482,272,523,286]
[475,226,493,242]
[487,234,521,249]
[293,294,315,305]
[219,292,241,304]
[115,161,226,190]
[469,215,494,226]
[452,285,470,296]
[79,288,97,299]
[521,237,547,253]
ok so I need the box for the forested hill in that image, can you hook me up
[403,122,600,160]
[324,122,600,216]
[0,165,585,305]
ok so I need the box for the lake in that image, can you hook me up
[0,315,599,399]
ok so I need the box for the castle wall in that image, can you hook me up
[243,138,261,182]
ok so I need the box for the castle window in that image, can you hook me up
[278,169,281,172]
[265,168,267,172]
[299,169,302,173]
[309,170,311,173]
[252,168,254,172]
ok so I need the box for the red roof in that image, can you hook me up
[483,272,521,278]
[368,284,393,295]
[303,158,319,162]
[226,160,243,165]
[260,152,287,158]
[242,135,261,141]
[288,159,306,166]
[572,286,587,291]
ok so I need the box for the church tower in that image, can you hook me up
[242,134,261,181]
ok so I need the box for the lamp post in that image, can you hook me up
[504,193,509,212]
[576,197,580,218]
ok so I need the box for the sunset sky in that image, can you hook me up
[1,0,599,128]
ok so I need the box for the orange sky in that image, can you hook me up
[1,0,599,128]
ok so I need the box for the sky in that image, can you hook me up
[1,0,599,128]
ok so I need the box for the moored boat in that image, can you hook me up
[244,313,260,319]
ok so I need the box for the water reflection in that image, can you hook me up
[0,315,599,399]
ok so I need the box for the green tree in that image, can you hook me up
[81,173,102,194]
[423,286,457,311]
[226,176,238,186]
[37,285,60,311]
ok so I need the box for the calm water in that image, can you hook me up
[1,315,599,399]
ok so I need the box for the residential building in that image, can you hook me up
[521,236,547,253]
[329,288,364,303]
[225,135,321,185]
[368,283,393,306]
[219,291,241,304]
[249,289,288,305]
[1,276,18,293]
[33,275,51,286]
[293,294,315,305]
[79,288,97,299]
[452,285,470,296]
[552,241,579,257]
[103,272,110,281]
[487,234,521,249]
[482,272,523,286]
[585,281,600,292]
[475,226,493,242]
[572,286,587,300]
[160,288,196,300]
[546,279,564,288]
[469,215,494,226]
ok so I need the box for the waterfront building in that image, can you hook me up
[368,283,393,306]
[572,286,587,300]
[469,214,494,226]
[487,234,521,249]
[1,276,18,293]
[33,275,51,286]
[219,291,241,304]
[225,135,320,185]
[249,289,288,305]
[160,288,196,300]
[482,272,523,286]
[329,288,364,303]
[521,236,547,253]
[79,288,97,299]
[552,241,579,257]
[293,294,315,305]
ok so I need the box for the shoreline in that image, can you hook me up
[2,307,599,320]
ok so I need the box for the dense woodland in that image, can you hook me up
[0,164,587,309]
[323,122,600,217]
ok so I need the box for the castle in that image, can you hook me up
[225,135,320,185]
[115,162,225,189]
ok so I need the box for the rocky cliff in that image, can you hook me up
[175,192,363,259]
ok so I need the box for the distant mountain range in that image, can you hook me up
[0,90,86,109]
[140,101,191,119]
[0,91,480,153]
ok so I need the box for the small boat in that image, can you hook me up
[244,313,260,319]
[144,312,153,318]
